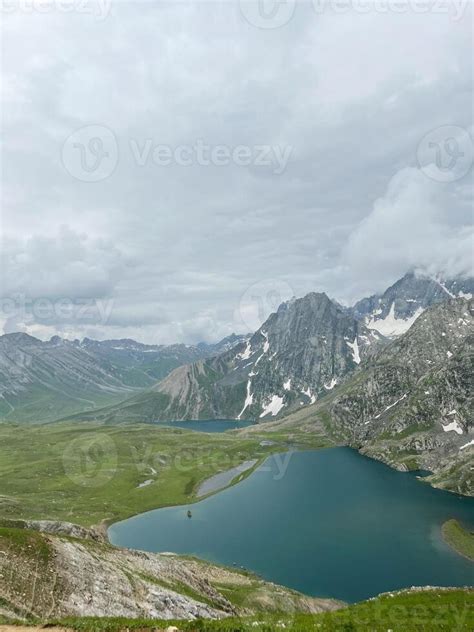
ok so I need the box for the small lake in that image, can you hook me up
[109,448,474,603]
[152,419,255,433]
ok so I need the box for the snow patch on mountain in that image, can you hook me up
[436,279,456,298]
[442,419,463,435]
[301,387,316,404]
[263,337,270,354]
[254,331,269,367]
[345,337,361,364]
[367,303,424,337]
[237,380,253,420]
[374,393,407,419]
[237,341,252,360]
[259,395,284,418]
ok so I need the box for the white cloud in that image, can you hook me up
[342,167,474,299]
[1,4,472,342]
[1,227,128,300]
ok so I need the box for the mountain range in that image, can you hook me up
[76,271,472,425]
[0,270,472,494]
[90,292,384,424]
[0,332,248,422]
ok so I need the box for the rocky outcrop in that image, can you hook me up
[24,520,104,542]
[0,523,341,620]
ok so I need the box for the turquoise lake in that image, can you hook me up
[109,448,474,603]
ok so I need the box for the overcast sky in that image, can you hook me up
[1,1,473,343]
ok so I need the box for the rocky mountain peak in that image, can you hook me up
[352,271,473,338]
[142,291,384,423]
[0,332,40,346]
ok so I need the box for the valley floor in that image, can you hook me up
[0,421,328,528]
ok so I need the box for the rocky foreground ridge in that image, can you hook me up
[0,520,340,621]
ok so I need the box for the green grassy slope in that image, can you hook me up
[3,589,470,631]
[442,519,474,562]
[0,421,326,527]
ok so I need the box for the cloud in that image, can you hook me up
[1,227,129,300]
[1,4,472,342]
[342,167,474,299]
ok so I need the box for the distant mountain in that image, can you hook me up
[4,271,471,427]
[88,293,384,424]
[274,297,474,495]
[352,272,473,338]
[0,333,138,422]
[0,333,248,422]
[76,334,248,385]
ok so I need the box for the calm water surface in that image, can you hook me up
[109,448,474,603]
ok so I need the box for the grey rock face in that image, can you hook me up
[24,519,104,542]
[281,297,474,495]
[352,271,473,338]
[118,293,385,423]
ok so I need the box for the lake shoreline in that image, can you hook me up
[100,427,333,534]
[103,449,293,536]
[108,447,474,603]
[196,458,259,497]
[101,441,472,541]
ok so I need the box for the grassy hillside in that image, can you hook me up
[1,589,472,630]
[442,519,474,562]
[0,421,327,527]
